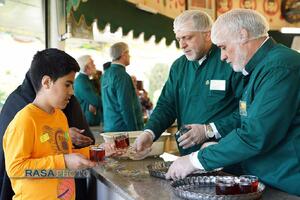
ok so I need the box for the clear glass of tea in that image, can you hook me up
[238,176,253,194]
[89,146,105,162]
[114,133,129,149]
[240,175,259,192]
[215,176,239,195]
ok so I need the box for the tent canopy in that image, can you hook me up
[67,0,177,46]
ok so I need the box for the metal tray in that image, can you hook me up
[171,176,265,200]
[147,161,223,180]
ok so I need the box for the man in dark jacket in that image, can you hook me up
[0,70,95,200]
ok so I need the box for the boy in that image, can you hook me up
[3,49,96,200]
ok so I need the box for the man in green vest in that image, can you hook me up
[74,55,102,126]
[101,42,143,132]
[166,9,300,196]
[134,10,243,155]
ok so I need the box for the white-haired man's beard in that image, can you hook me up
[231,49,248,72]
[185,49,206,61]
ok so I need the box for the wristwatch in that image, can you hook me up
[205,124,215,139]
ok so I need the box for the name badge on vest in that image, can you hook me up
[210,80,226,91]
[239,100,247,116]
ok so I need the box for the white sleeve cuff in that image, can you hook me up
[144,129,155,141]
[189,151,204,170]
[210,123,221,139]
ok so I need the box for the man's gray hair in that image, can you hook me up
[211,9,269,44]
[173,10,213,33]
[110,42,128,61]
[77,55,91,73]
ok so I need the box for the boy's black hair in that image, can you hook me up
[29,48,80,92]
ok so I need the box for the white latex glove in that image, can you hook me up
[99,142,116,157]
[128,147,152,160]
[165,155,197,180]
[133,131,153,152]
[177,124,206,149]
[200,141,218,150]
[69,127,93,147]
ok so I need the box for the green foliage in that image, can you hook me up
[0,89,6,105]
[147,63,169,104]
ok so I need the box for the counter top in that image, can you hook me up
[91,157,300,200]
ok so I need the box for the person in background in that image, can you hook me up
[91,70,102,94]
[74,55,102,126]
[0,60,95,200]
[131,77,153,123]
[166,9,300,196]
[103,61,111,71]
[134,10,243,155]
[131,75,139,96]
[139,89,153,115]
[91,69,103,125]
[3,48,96,200]
[101,42,143,132]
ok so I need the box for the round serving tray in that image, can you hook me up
[171,176,265,200]
[147,161,223,180]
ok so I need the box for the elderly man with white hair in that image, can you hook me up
[134,10,243,156]
[101,42,143,132]
[166,9,300,196]
[74,55,102,126]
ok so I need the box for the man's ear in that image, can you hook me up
[41,75,52,89]
[240,29,249,44]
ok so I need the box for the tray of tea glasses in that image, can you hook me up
[171,175,265,200]
[147,161,223,180]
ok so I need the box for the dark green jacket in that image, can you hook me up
[145,45,244,155]
[198,38,300,195]
[74,73,102,126]
[101,63,143,132]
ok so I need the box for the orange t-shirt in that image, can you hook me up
[3,103,88,200]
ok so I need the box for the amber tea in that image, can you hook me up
[215,176,239,195]
[89,146,105,162]
[114,133,129,149]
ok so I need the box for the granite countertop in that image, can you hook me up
[91,157,300,200]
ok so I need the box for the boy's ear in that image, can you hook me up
[41,75,52,89]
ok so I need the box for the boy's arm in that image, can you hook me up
[3,123,65,178]
[72,147,90,159]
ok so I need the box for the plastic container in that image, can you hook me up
[100,131,170,157]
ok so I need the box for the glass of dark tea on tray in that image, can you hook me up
[114,133,129,149]
[89,145,105,162]
[215,176,239,195]
[240,175,259,192]
[215,175,259,195]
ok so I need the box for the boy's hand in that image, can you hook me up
[64,153,96,170]
[69,127,93,147]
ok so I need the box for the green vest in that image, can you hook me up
[101,64,143,132]
[145,45,244,155]
[200,38,300,195]
[74,73,102,126]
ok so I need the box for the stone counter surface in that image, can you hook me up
[91,157,300,200]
